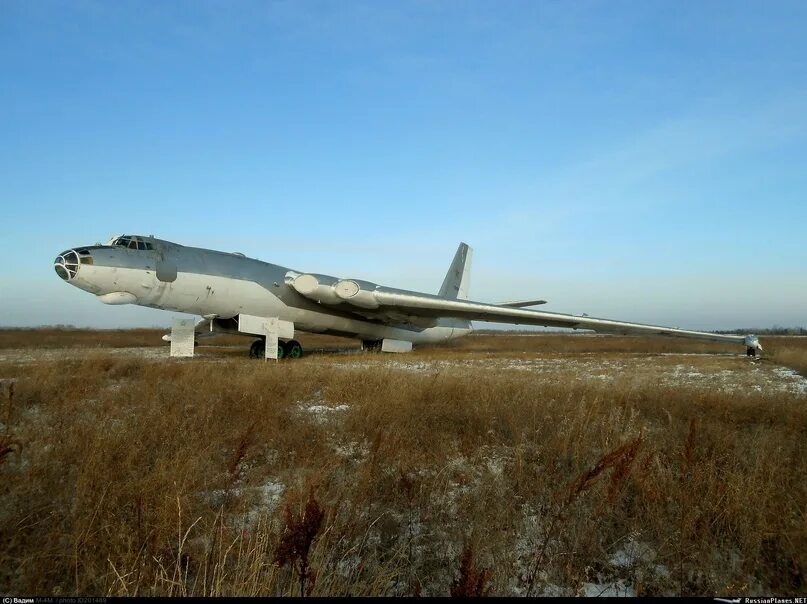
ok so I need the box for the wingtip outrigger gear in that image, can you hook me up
[744,335,762,357]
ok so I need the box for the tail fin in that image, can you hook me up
[438,242,473,300]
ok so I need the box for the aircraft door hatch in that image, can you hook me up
[156,258,177,282]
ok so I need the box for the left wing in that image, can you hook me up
[373,288,759,348]
[287,272,761,350]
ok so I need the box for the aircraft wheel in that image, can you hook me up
[362,339,382,352]
[276,341,286,360]
[285,340,303,359]
[250,339,265,359]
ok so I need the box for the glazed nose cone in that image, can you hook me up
[54,249,80,281]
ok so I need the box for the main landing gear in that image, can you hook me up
[746,347,757,357]
[249,338,304,360]
[362,339,382,352]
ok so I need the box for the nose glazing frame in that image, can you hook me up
[54,250,80,280]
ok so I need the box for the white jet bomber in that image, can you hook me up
[54,235,762,359]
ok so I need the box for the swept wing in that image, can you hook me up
[288,270,760,350]
[372,288,758,348]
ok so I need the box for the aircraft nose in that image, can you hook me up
[54,249,80,281]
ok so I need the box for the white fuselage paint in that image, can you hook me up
[69,258,469,344]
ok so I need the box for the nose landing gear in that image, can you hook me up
[249,338,303,360]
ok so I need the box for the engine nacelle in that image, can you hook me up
[290,273,380,309]
[291,273,342,305]
[333,279,379,309]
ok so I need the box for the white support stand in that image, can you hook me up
[381,338,413,353]
[238,314,294,362]
[264,317,279,360]
[170,318,195,358]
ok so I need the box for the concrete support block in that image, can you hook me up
[170,318,195,357]
[381,338,413,353]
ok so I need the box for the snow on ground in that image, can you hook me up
[296,389,351,423]
[0,347,169,364]
[330,355,807,398]
[303,404,350,415]
[330,438,369,460]
[243,480,286,530]
[197,479,286,533]
[3,346,804,399]
[198,480,285,511]
[771,366,807,395]
[580,581,637,597]
[610,540,656,569]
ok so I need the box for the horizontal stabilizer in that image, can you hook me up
[497,299,547,308]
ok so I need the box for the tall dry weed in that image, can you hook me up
[0,381,21,465]
[274,492,326,596]
[451,544,491,597]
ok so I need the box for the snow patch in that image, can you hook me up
[580,580,636,597]
[300,403,350,424]
[771,366,807,395]
[610,540,656,568]
[244,480,286,530]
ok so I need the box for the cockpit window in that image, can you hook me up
[111,235,153,251]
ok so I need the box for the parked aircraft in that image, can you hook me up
[54,235,762,358]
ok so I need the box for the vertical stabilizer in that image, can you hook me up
[438,242,473,300]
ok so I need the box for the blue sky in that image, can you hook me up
[1,0,805,329]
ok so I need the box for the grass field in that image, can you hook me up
[1,330,805,596]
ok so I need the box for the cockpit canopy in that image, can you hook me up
[107,235,154,251]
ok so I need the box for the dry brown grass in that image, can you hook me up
[0,332,806,596]
[765,338,807,377]
[440,332,740,355]
[0,328,357,351]
[0,328,168,349]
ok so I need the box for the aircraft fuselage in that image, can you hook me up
[54,237,469,344]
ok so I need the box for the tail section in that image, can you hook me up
[439,242,473,300]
